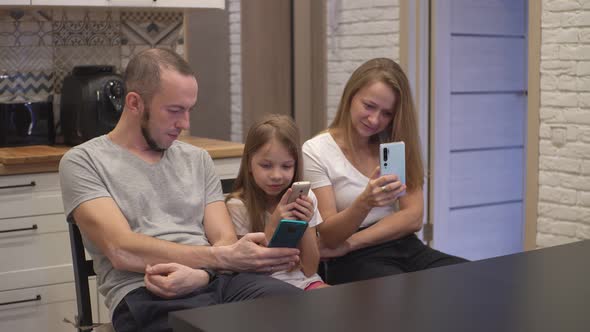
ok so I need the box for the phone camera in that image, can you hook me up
[383,147,389,161]
[287,226,296,233]
[384,163,388,167]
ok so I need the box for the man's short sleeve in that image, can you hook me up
[59,148,111,219]
[202,152,224,204]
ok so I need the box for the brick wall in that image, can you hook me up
[227,0,400,141]
[538,0,590,247]
[326,0,400,124]
[228,0,243,142]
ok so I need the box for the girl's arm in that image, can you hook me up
[298,226,320,277]
[265,189,294,240]
[270,192,319,276]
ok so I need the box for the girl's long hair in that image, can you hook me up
[226,114,302,232]
[330,58,424,190]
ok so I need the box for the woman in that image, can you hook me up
[303,58,467,285]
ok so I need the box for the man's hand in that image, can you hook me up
[144,263,210,299]
[217,232,300,274]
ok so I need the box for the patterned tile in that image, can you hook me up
[121,11,182,47]
[52,8,119,22]
[53,18,120,46]
[0,70,54,103]
[121,11,181,25]
[53,46,121,93]
[0,46,53,72]
[0,20,52,46]
[0,9,51,23]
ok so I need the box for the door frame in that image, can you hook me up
[401,0,541,250]
[241,0,327,142]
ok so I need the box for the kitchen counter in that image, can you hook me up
[0,136,244,176]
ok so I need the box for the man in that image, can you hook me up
[59,48,300,332]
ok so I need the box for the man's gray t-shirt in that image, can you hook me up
[59,135,224,319]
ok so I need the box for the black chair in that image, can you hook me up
[67,178,235,331]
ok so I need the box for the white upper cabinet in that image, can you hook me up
[29,0,224,8]
[0,0,31,5]
[109,0,224,8]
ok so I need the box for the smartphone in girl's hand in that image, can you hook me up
[286,181,311,204]
[379,142,406,184]
[268,219,308,248]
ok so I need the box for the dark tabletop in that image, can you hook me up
[170,240,590,332]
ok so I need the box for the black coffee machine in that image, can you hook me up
[61,65,124,146]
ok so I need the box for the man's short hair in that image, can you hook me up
[124,48,195,105]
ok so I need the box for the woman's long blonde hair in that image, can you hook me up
[226,114,303,232]
[330,58,424,190]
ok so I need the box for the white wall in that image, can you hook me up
[538,0,590,247]
[326,0,400,124]
[228,0,243,142]
[228,0,400,141]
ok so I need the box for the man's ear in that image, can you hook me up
[125,92,143,115]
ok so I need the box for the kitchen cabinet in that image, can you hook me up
[29,0,224,8]
[0,172,99,332]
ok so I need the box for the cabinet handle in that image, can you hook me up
[0,224,38,234]
[0,181,36,190]
[0,295,42,306]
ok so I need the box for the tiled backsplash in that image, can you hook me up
[0,7,184,116]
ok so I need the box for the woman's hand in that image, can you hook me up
[319,238,352,259]
[358,166,406,209]
[144,263,210,299]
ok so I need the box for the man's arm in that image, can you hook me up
[73,197,223,273]
[202,201,238,247]
[74,197,300,273]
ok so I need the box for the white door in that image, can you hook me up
[431,0,528,260]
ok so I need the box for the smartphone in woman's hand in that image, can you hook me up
[379,142,406,184]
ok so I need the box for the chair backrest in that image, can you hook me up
[68,177,235,331]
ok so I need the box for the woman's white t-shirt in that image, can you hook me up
[302,132,399,229]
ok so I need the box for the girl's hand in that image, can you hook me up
[358,166,406,209]
[289,195,314,222]
[270,188,295,225]
[271,189,314,222]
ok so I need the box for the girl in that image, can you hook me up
[226,114,327,290]
[303,58,467,285]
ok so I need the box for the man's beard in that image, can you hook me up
[140,108,166,152]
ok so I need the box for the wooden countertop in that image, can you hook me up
[0,136,243,176]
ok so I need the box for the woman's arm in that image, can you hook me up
[346,187,423,251]
[314,167,405,248]
[313,185,371,248]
